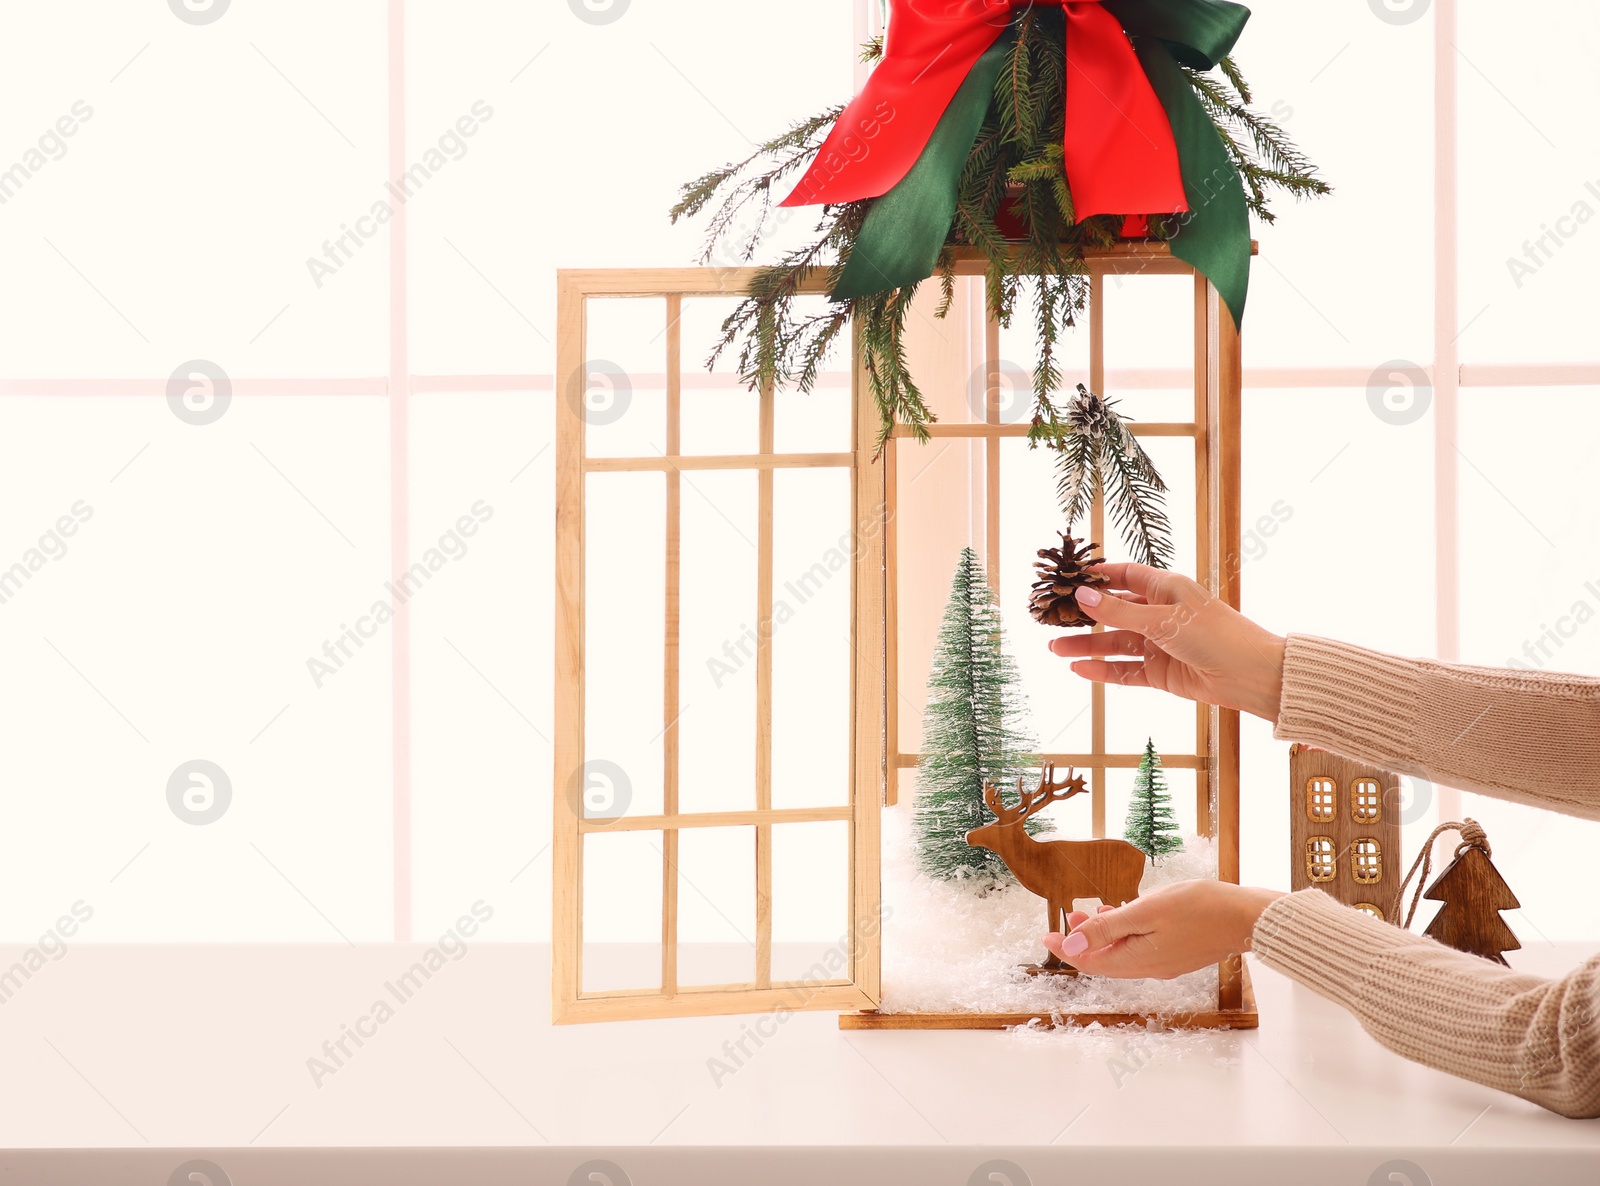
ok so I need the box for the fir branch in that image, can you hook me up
[1109,403,1167,492]
[1053,429,1098,533]
[1033,10,1067,140]
[1098,432,1176,569]
[1007,143,1073,222]
[705,200,866,406]
[1002,11,1037,145]
[1183,64,1332,211]
[1027,385,1069,453]
[1006,157,1060,185]
[668,104,842,225]
[935,247,958,319]
[791,306,852,394]
[669,104,846,265]
[1217,54,1253,105]
[954,198,1011,274]
[1051,388,1173,565]
[860,285,935,448]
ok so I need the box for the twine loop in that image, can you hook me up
[1390,817,1490,930]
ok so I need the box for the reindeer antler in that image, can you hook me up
[980,779,1018,824]
[981,764,1088,826]
[1015,763,1088,820]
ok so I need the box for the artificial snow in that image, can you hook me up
[878,805,1222,1020]
[1005,1015,1243,1076]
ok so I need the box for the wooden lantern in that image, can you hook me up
[552,242,1251,1030]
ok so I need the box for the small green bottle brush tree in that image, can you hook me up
[1124,738,1185,863]
[914,547,1049,884]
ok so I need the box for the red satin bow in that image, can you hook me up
[780,0,1189,221]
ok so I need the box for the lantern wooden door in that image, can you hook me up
[553,267,885,1023]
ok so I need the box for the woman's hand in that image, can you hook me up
[1041,881,1286,980]
[1048,562,1287,722]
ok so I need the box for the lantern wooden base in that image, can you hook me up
[837,964,1257,1030]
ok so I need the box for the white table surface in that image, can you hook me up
[2,942,1597,1185]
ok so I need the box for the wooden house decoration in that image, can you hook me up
[552,242,1253,1030]
[1287,743,1402,921]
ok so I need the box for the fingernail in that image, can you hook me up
[1075,586,1102,607]
[1060,931,1090,956]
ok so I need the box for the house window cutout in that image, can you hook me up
[1352,838,1382,884]
[1353,902,1385,920]
[1351,778,1382,823]
[1305,836,1336,883]
[1306,777,1336,823]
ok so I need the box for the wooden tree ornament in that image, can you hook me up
[1425,848,1521,965]
[965,764,1145,974]
[1393,818,1522,966]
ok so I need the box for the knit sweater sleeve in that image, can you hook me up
[1252,889,1600,1117]
[1271,634,1600,819]
[1263,634,1600,1114]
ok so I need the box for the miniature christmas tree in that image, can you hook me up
[915,548,1047,882]
[1423,844,1521,966]
[1124,738,1184,862]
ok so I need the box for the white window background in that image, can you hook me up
[0,0,1596,946]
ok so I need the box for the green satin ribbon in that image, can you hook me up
[832,0,1254,326]
[1107,0,1248,70]
[832,25,1018,303]
[1113,0,1251,323]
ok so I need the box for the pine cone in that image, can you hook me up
[1028,533,1111,628]
[1065,383,1113,438]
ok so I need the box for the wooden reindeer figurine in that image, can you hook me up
[966,764,1146,973]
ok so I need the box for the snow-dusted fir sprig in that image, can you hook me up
[1053,384,1175,570]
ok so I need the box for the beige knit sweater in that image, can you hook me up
[1251,634,1600,1119]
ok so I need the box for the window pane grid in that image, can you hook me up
[1353,838,1383,885]
[1352,778,1382,823]
[1306,777,1336,822]
[1306,836,1337,883]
